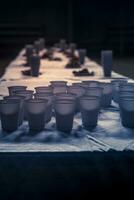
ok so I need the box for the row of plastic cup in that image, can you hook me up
[7,81,113,108]
[1,80,133,132]
[0,94,101,133]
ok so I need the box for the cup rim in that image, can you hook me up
[50,81,67,84]
[86,87,103,90]
[3,95,25,100]
[15,90,34,94]
[119,97,134,101]
[55,92,76,97]
[80,95,100,100]
[54,99,75,104]
[34,92,53,97]
[35,86,51,89]
[0,99,21,104]
[26,99,48,103]
[8,86,27,89]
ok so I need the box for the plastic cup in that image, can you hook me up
[34,41,41,53]
[50,81,67,87]
[53,86,67,95]
[54,93,76,101]
[86,87,103,98]
[54,99,75,133]
[101,50,113,77]
[59,39,66,51]
[99,83,113,107]
[15,90,34,99]
[30,54,40,77]
[72,82,82,87]
[38,38,45,50]
[3,95,25,126]
[26,99,48,132]
[69,43,77,56]
[0,99,20,132]
[25,45,34,65]
[35,86,53,94]
[111,80,128,103]
[78,49,87,64]
[67,86,85,112]
[67,86,85,98]
[80,96,100,130]
[119,98,134,128]
[8,86,27,96]
[119,84,134,92]
[15,90,34,120]
[82,81,100,87]
[119,91,134,99]
[34,93,53,123]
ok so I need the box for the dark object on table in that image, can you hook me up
[73,68,95,76]
[23,53,26,57]
[65,56,81,69]
[21,70,42,76]
[41,48,53,59]
[48,57,62,61]
[21,62,30,67]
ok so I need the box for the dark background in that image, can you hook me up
[0,0,134,57]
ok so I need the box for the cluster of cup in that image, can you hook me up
[0,80,115,133]
[25,38,45,77]
[111,80,134,128]
[52,39,87,65]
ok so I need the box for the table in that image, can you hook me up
[0,49,134,197]
[0,49,134,152]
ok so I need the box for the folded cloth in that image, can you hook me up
[21,70,42,76]
[73,68,95,76]
[65,57,81,68]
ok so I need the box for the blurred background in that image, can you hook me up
[0,0,134,78]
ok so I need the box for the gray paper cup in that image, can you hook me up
[82,81,100,87]
[99,83,113,107]
[26,99,48,132]
[86,87,103,98]
[15,90,34,120]
[54,99,75,133]
[101,50,113,77]
[34,41,41,53]
[0,99,20,132]
[38,38,45,50]
[3,95,25,126]
[80,96,100,130]
[111,80,128,103]
[67,86,85,112]
[8,86,27,96]
[25,45,34,65]
[35,86,53,94]
[119,84,134,92]
[50,81,67,87]
[119,97,134,128]
[78,49,87,65]
[34,93,53,123]
[54,93,76,101]
[30,54,40,77]
[53,86,67,95]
